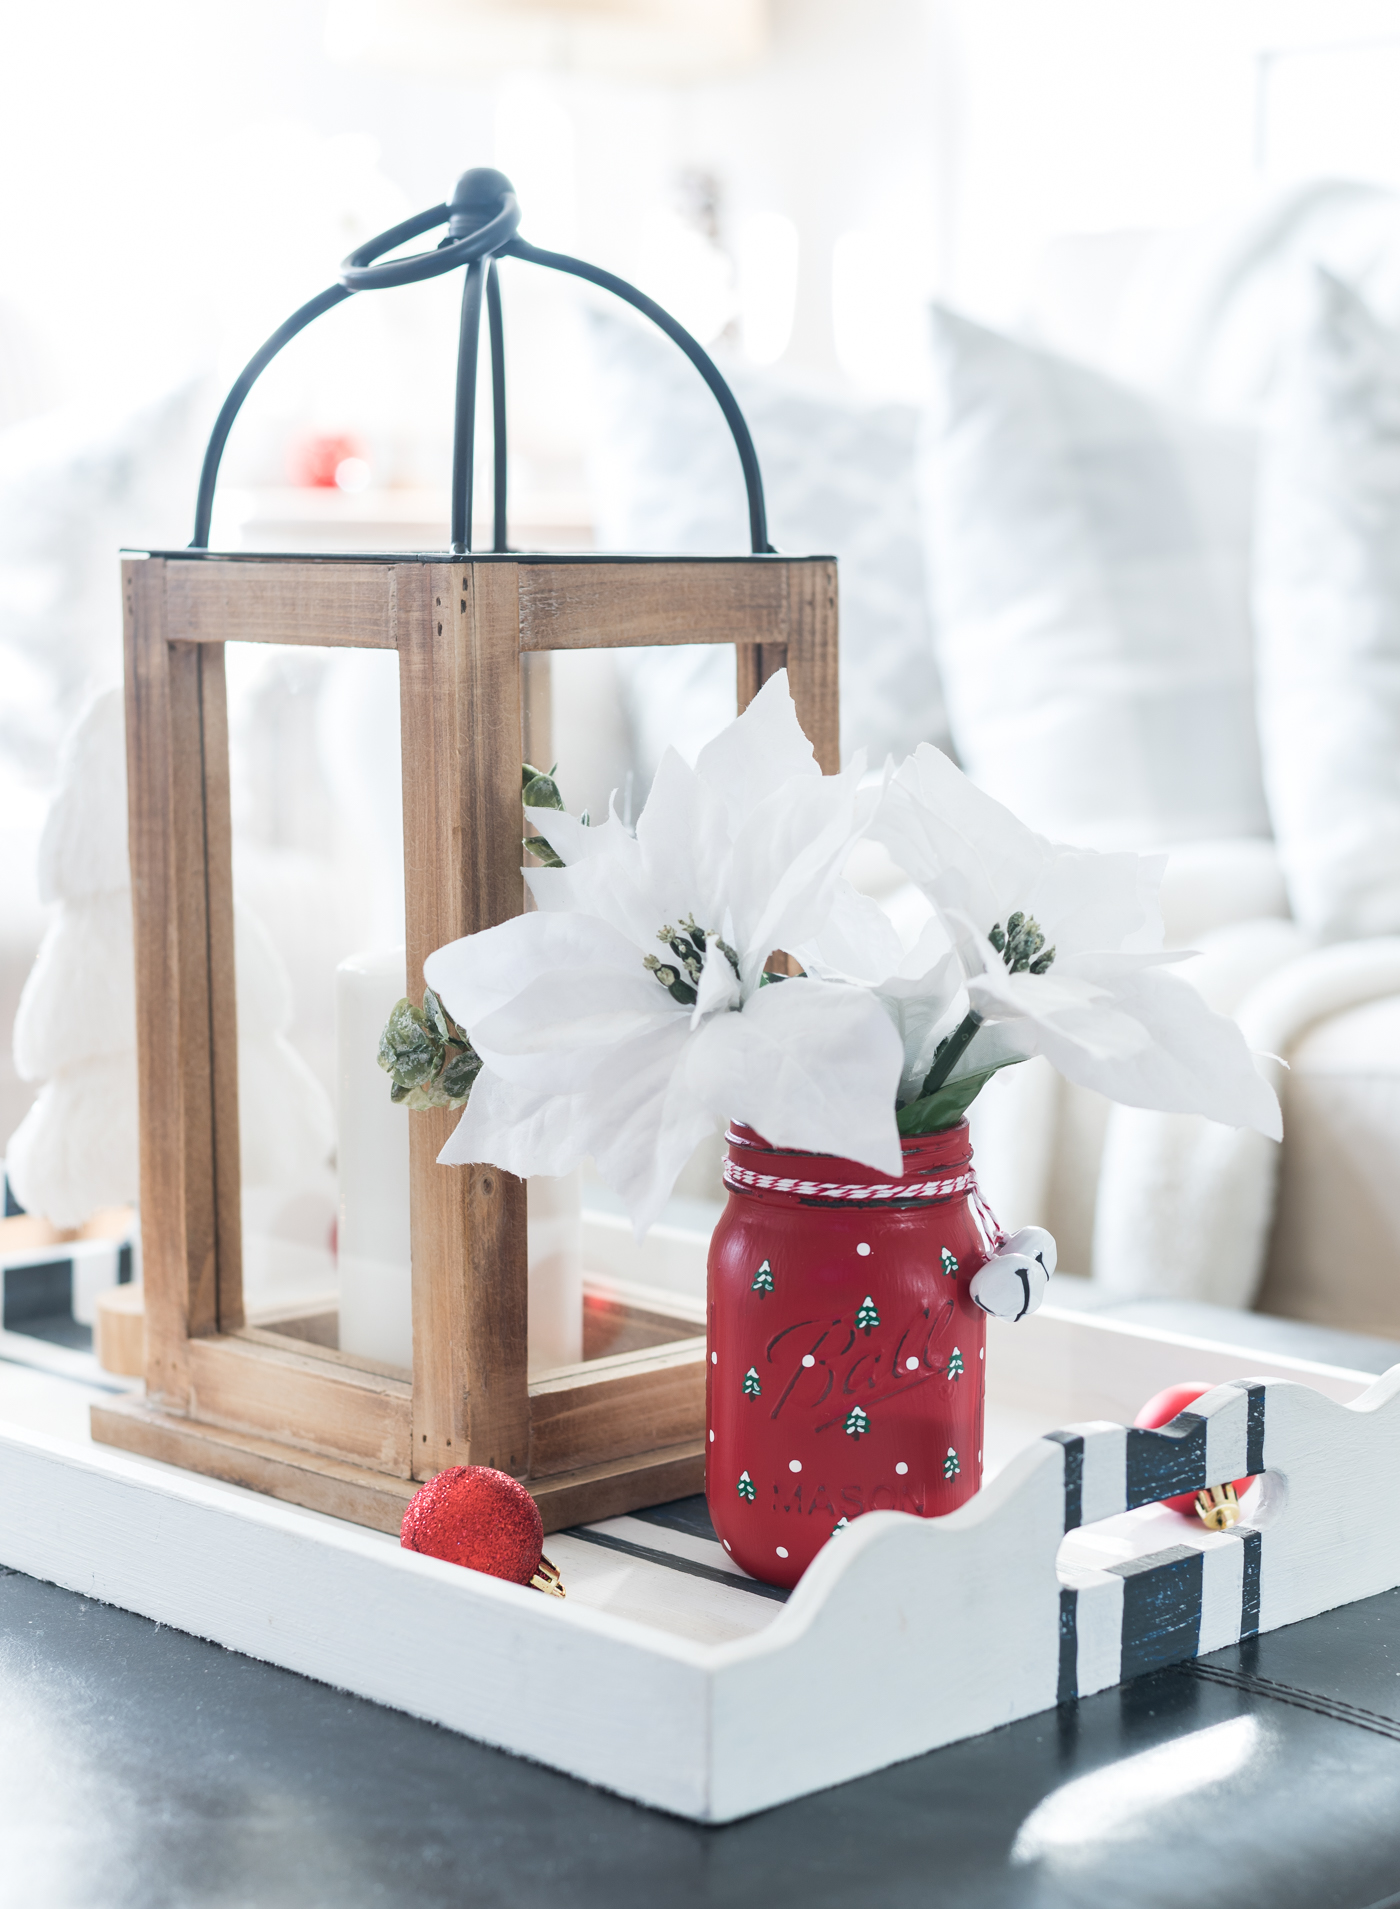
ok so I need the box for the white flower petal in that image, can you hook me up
[524,800,636,868]
[694,669,818,831]
[472,966,680,1091]
[425,912,643,1029]
[965,961,1279,1135]
[729,759,871,990]
[438,1066,589,1178]
[1056,964,1282,1136]
[955,1017,1037,1079]
[968,966,1117,1028]
[875,949,966,1101]
[439,1032,716,1236]
[524,835,660,947]
[635,749,734,935]
[795,879,908,985]
[682,978,904,1174]
[875,743,1163,958]
[585,1029,719,1236]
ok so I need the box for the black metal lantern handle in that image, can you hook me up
[189,167,772,555]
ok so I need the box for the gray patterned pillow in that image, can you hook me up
[584,310,950,783]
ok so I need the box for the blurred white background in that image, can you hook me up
[12,0,1400,1331]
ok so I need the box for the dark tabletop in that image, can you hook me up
[3,1549,1400,1909]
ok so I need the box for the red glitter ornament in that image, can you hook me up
[400,1465,545,1585]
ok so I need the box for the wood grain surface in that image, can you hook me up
[93,1284,146,1378]
[400,564,530,1479]
[527,1342,707,1478]
[518,561,791,652]
[197,645,245,1334]
[124,560,193,1406]
[90,1398,417,1534]
[88,1398,704,1536]
[164,560,403,648]
[187,1335,413,1475]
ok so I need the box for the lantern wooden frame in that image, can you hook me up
[92,548,837,1535]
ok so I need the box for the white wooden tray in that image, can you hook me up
[0,1306,1392,1823]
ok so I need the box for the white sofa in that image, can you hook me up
[582,178,1400,1339]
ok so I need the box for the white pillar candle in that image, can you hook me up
[335,949,584,1374]
[526,1169,584,1373]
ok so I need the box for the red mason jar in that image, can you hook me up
[706,1121,1000,1591]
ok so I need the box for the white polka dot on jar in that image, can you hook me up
[776,1546,789,1559]
[789,1459,802,1473]
[895,1462,909,1476]
[856,1242,871,1257]
[711,1351,717,1363]
[723,1540,732,1552]
[708,1430,714,1442]
[906,1356,919,1370]
[802,1354,815,1368]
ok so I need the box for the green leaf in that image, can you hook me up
[896,1065,1004,1136]
[523,834,565,869]
[439,1043,483,1102]
[522,764,564,811]
[399,1081,452,1112]
[422,985,451,1044]
[377,998,443,1088]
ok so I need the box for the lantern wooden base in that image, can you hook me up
[89,1395,704,1535]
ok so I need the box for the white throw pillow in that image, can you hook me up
[1254,270,1400,939]
[584,310,950,780]
[919,305,1269,852]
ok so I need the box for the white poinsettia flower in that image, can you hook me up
[423,674,905,1234]
[797,896,966,1107]
[870,744,1282,1138]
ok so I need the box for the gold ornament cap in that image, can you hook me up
[1195,1483,1241,1531]
[530,1554,566,1597]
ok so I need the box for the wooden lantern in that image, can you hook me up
[92,548,837,1532]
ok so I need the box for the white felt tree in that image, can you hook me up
[7,689,332,1228]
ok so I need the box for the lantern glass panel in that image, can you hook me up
[225,639,408,1366]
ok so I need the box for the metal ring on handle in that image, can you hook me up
[339,190,522,292]
[189,166,771,555]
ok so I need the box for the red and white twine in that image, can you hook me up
[720,1159,978,1204]
[721,1130,1004,1249]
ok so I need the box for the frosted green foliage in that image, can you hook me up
[737,1471,756,1503]
[854,1295,880,1334]
[944,1447,960,1480]
[844,1405,870,1440]
[521,760,570,868]
[378,988,482,1110]
[751,1260,774,1295]
[947,1346,964,1381]
[742,1367,762,1398]
[941,1247,958,1277]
